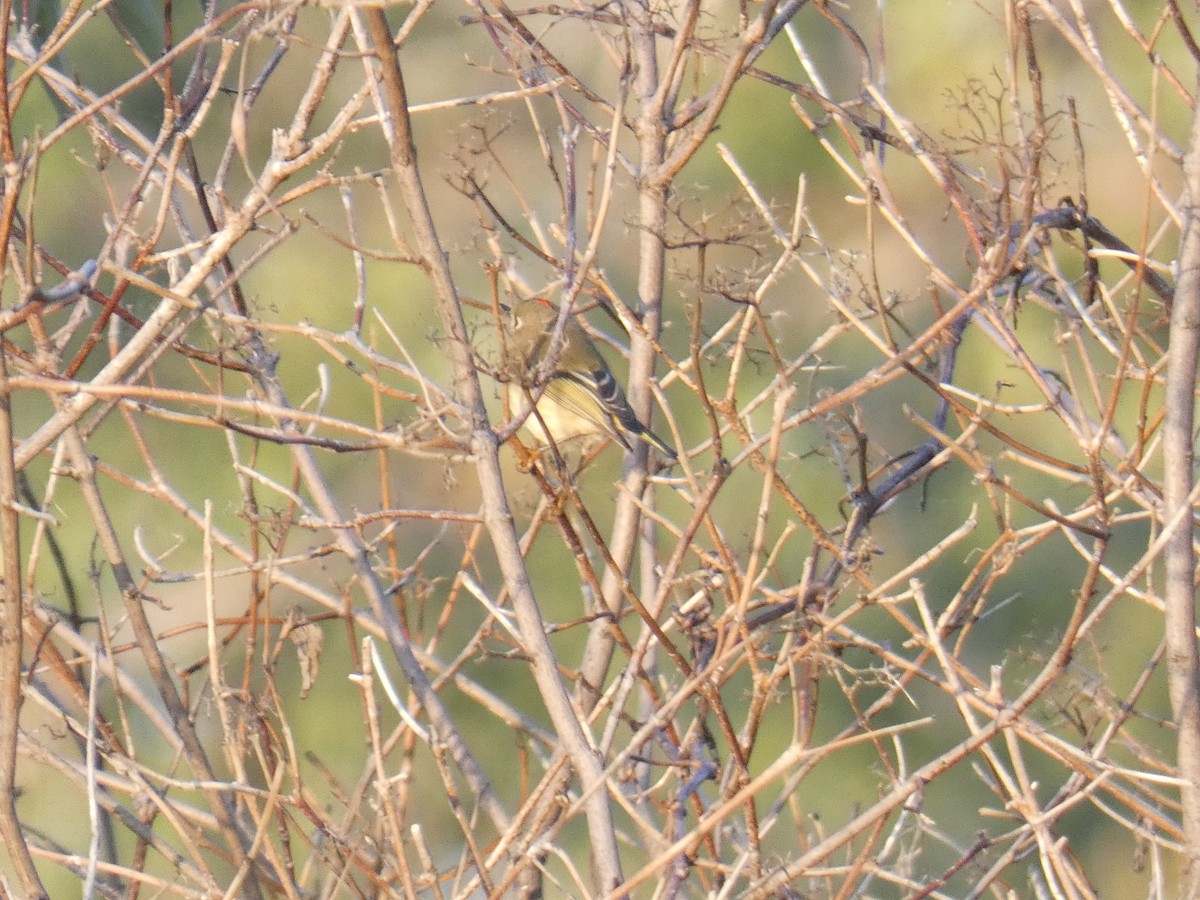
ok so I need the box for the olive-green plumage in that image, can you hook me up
[506,298,676,460]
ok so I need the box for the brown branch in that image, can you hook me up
[0,341,47,900]
[1162,85,1200,898]
[362,7,628,889]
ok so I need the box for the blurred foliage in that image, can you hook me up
[0,0,1196,897]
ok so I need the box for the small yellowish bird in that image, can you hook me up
[504,297,676,461]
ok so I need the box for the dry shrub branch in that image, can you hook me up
[0,1,1197,897]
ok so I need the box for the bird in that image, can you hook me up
[503,297,677,461]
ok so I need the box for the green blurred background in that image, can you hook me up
[4,0,1190,895]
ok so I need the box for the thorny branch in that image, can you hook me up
[0,1,1197,898]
